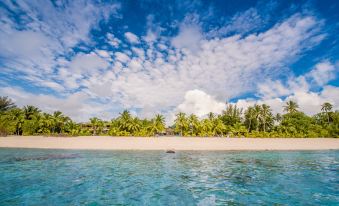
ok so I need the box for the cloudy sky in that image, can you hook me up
[0,0,338,123]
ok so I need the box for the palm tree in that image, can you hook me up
[221,104,242,126]
[275,113,282,122]
[118,110,132,132]
[23,105,40,120]
[52,111,65,134]
[5,108,24,135]
[244,106,255,132]
[128,117,141,135]
[38,113,53,134]
[231,122,248,137]
[212,118,225,136]
[207,112,215,120]
[200,118,213,136]
[260,104,272,132]
[321,102,333,123]
[90,117,103,135]
[151,114,165,135]
[274,113,283,127]
[188,114,200,136]
[64,121,80,136]
[284,100,299,114]
[0,96,16,113]
[253,104,261,131]
[174,112,188,136]
[120,110,131,119]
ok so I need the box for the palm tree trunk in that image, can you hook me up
[248,119,251,132]
[263,119,266,132]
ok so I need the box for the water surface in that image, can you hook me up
[0,149,338,205]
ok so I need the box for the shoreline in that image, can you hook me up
[0,136,339,151]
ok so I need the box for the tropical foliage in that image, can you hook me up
[0,96,338,137]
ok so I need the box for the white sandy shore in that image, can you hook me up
[0,136,339,151]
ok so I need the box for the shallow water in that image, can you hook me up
[0,149,338,205]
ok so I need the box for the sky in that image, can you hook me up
[0,0,338,123]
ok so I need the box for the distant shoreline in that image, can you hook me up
[0,136,338,151]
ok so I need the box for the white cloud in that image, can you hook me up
[115,52,130,63]
[124,32,140,44]
[107,33,121,47]
[131,47,145,58]
[60,14,326,122]
[0,87,112,122]
[307,61,336,86]
[235,86,339,116]
[207,8,263,37]
[0,0,119,93]
[286,86,339,115]
[258,80,291,99]
[320,86,339,106]
[157,43,167,51]
[143,30,157,43]
[67,52,109,75]
[108,15,323,112]
[236,61,339,115]
[128,59,143,72]
[258,60,337,99]
[171,24,202,52]
[96,50,111,58]
[235,98,285,114]
[86,81,113,98]
[0,28,59,74]
[39,81,65,92]
[1,0,118,51]
[176,90,225,117]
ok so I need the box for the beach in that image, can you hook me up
[0,136,338,151]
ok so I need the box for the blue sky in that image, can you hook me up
[0,0,338,122]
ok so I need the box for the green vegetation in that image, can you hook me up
[0,96,338,137]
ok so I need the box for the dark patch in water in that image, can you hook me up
[13,154,80,162]
[234,159,248,163]
[180,175,190,180]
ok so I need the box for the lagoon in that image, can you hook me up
[0,149,338,205]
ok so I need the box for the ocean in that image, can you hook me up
[0,149,338,205]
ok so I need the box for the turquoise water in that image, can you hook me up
[0,149,338,205]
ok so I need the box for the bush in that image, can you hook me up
[0,118,15,136]
[0,125,8,136]
[22,120,39,135]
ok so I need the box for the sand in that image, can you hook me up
[0,136,338,151]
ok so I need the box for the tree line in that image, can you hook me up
[0,96,338,137]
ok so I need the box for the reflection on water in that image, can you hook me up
[0,149,338,205]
